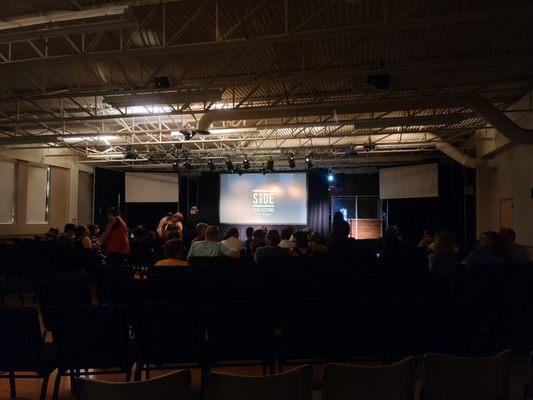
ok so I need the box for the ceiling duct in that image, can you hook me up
[426,133,494,169]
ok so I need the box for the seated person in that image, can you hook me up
[309,232,328,253]
[130,227,156,266]
[54,223,76,250]
[192,223,209,243]
[244,226,254,254]
[278,227,295,249]
[428,231,458,277]
[188,226,240,260]
[222,227,246,251]
[249,229,266,256]
[462,231,505,266]
[500,227,531,264]
[155,240,188,267]
[290,231,314,257]
[75,225,95,250]
[418,228,435,251]
[255,230,289,262]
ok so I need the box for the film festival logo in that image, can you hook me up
[252,189,276,216]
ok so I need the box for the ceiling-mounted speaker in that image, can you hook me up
[366,74,391,90]
[154,76,170,88]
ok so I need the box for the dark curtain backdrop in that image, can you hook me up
[94,168,124,229]
[386,162,476,252]
[307,169,331,236]
[124,203,178,232]
[198,172,220,226]
[179,174,199,216]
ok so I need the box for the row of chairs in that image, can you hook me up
[75,350,518,400]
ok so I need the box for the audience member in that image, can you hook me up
[157,212,174,237]
[278,227,294,249]
[188,226,240,259]
[309,232,328,253]
[101,207,130,265]
[54,223,76,250]
[418,228,435,251]
[244,226,254,254]
[129,226,156,266]
[75,225,94,250]
[255,229,289,262]
[155,240,188,267]
[462,231,505,266]
[428,231,458,276]
[222,227,246,251]
[249,229,266,256]
[500,227,531,264]
[87,224,100,239]
[290,231,314,257]
[329,211,350,244]
[192,223,209,243]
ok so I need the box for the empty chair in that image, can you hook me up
[323,357,417,400]
[49,304,133,400]
[0,307,57,400]
[421,350,511,400]
[76,369,192,400]
[207,364,312,400]
[37,278,91,334]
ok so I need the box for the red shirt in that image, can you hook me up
[103,218,130,255]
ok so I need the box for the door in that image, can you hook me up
[499,198,513,229]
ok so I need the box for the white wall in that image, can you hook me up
[476,91,533,247]
[0,147,94,236]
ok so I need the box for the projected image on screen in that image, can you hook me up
[220,173,307,225]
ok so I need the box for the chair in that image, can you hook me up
[49,304,133,400]
[36,278,91,335]
[421,350,511,400]
[322,357,417,400]
[0,307,57,400]
[94,266,134,303]
[207,364,312,400]
[75,369,192,400]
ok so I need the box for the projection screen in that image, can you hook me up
[220,172,307,225]
[379,163,438,199]
[125,172,179,203]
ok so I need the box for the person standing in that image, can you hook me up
[101,207,130,265]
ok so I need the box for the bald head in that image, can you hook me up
[205,226,220,241]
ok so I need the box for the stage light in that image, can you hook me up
[225,158,234,173]
[172,162,180,172]
[305,155,313,169]
[328,173,334,182]
[235,165,243,176]
[180,130,196,140]
[366,73,391,90]
[363,141,377,152]
[260,164,267,175]
[266,157,274,172]
[183,159,192,170]
[242,157,250,170]
[154,76,170,88]
[207,159,216,171]
[288,155,296,169]
[125,146,138,159]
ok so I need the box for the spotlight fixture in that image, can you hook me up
[180,130,196,140]
[125,146,138,159]
[328,173,335,183]
[366,73,391,90]
[288,154,296,169]
[172,162,180,172]
[260,164,267,175]
[266,157,275,172]
[207,159,216,171]
[242,157,250,170]
[225,158,234,173]
[235,165,243,176]
[363,141,377,152]
[183,159,192,171]
[305,155,313,169]
[154,76,170,88]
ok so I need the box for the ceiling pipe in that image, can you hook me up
[426,133,495,168]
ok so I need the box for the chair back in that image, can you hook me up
[525,351,533,399]
[0,307,43,370]
[323,357,417,400]
[422,350,511,400]
[207,364,312,400]
[50,304,130,371]
[76,369,191,400]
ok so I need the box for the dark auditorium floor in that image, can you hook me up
[1,294,530,400]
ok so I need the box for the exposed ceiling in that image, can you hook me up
[0,0,532,171]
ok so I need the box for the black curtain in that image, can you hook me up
[198,172,220,226]
[179,174,199,216]
[94,168,125,229]
[124,203,178,232]
[307,169,330,236]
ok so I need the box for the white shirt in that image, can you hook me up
[221,236,246,251]
[187,241,239,259]
[279,239,295,249]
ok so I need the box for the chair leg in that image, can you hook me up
[52,371,62,400]
[40,374,50,400]
[8,370,16,398]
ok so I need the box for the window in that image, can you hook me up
[0,159,17,224]
[332,196,386,239]
[26,165,50,224]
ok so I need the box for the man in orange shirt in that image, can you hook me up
[101,207,130,265]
